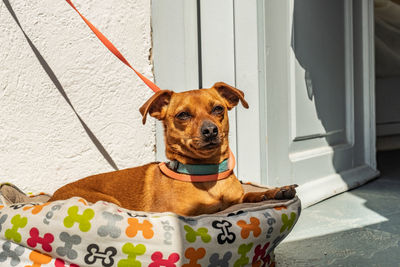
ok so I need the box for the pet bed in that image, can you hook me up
[0,183,300,267]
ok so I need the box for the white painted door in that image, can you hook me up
[256,0,378,207]
[152,0,378,207]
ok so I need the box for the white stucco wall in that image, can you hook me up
[0,0,155,194]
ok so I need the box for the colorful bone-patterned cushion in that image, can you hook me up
[0,183,301,267]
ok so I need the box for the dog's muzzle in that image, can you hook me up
[201,121,219,141]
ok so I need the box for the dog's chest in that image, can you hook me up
[195,176,244,204]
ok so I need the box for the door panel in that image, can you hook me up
[292,1,348,147]
[260,0,378,207]
[264,0,355,186]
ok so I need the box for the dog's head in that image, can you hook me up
[139,82,248,164]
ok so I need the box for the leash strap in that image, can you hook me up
[65,0,161,93]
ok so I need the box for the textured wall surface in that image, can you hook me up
[0,0,155,194]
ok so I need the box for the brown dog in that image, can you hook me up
[49,82,296,216]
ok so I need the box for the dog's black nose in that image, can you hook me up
[201,121,218,139]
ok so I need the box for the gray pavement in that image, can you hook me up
[275,151,400,266]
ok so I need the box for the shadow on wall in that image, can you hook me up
[291,0,351,175]
[3,0,119,171]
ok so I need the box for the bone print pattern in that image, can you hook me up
[212,220,236,244]
[64,206,95,232]
[118,242,146,267]
[5,215,27,243]
[126,218,154,239]
[97,211,123,238]
[56,232,81,260]
[184,225,211,243]
[252,242,271,267]
[26,227,54,252]
[237,217,262,239]
[0,241,24,266]
[26,250,52,267]
[0,214,8,232]
[234,243,253,267]
[54,258,79,267]
[182,247,206,267]
[208,251,232,267]
[149,251,180,267]
[84,244,117,267]
[23,203,51,215]
[0,184,300,266]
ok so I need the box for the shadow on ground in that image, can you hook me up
[275,151,400,266]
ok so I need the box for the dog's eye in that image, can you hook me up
[212,105,224,115]
[175,111,191,120]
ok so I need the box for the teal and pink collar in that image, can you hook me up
[159,150,235,182]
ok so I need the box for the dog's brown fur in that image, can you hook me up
[49,82,296,216]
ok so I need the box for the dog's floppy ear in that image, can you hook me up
[212,82,249,110]
[139,90,173,124]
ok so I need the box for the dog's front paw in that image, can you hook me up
[271,184,298,200]
[242,184,298,203]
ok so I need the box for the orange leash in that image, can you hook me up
[65,0,161,93]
